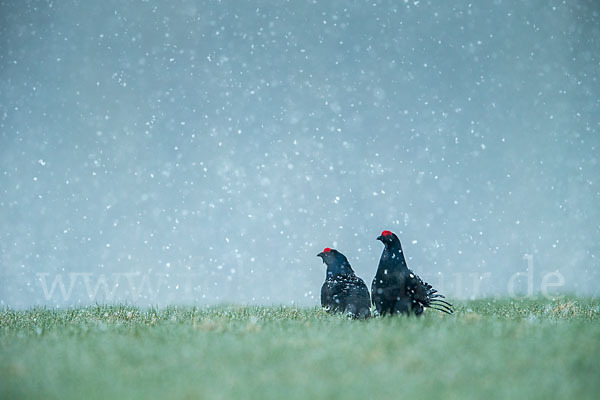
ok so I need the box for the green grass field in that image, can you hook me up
[1,299,599,400]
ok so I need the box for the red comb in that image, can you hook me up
[381,230,393,237]
[323,247,332,253]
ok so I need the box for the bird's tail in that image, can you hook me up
[423,282,454,314]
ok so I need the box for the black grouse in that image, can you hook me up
[372,230,453,316]
[317,248,371,319]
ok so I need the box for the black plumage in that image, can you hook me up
[317,248,371,319]
[372,230,453,316]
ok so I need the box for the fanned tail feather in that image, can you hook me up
[428,305,453,314]
[430,299,453,308]
[424,280,454,314]
[409,269,454,315]
[429,302,453,313]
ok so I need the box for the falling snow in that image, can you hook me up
[0,1,599,308]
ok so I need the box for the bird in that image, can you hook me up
[372,230,453,316]
[317,248,372,319]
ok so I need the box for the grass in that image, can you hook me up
[1,299,599,400]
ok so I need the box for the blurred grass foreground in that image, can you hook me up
[1,299,599,400]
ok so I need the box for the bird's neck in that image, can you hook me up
[326,261,354,278]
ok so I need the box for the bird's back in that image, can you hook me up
[322,274,371,319]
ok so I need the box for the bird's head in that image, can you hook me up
[317,247,336,264]
[376,230,400,248]
[317,248,353,276]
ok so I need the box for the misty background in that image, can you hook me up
[1,0,598,308]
